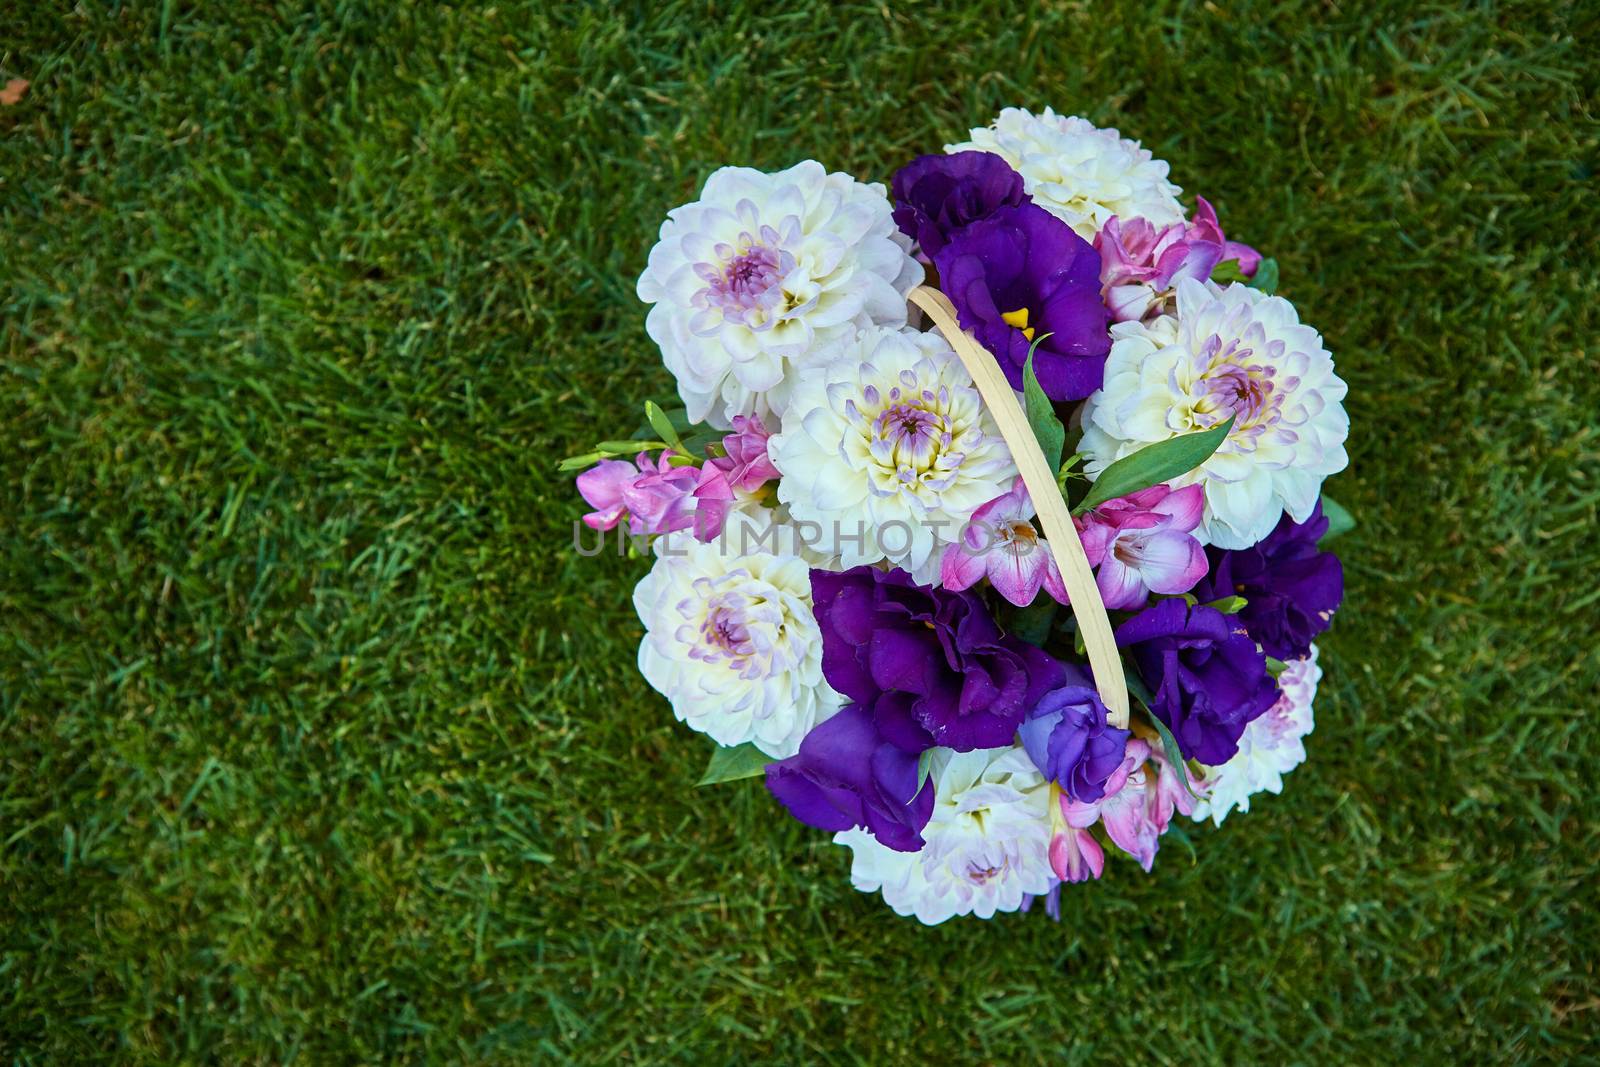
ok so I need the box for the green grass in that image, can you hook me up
[2,1,1598,1062]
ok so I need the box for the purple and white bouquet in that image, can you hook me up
[567,107,1352,924]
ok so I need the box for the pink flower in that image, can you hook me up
[576,459,638,531]
[575,451,732,540]
[1105,742,1206,871]
[622,452,703,535]
[1046,739,1135,883]
[1050,738,1204,876]
[1049,822,1104,883]
[1148,740,1202,829]
[1077,483,1208,610]
[1058,739,1157,871]
[1047,773,1112,884]
[939,477,1070,607]
[683,462,735,539]
[707,414,780,494]
[1095,197,1260,322]
[1096,765,1162,871]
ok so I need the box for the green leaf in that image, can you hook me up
[561,439,674,470]
[1006,595,1057,647]
[696,742,771,786]
[1124,664,1200,800]
[1123,665,1155,708]
[1022,344,1065,474]
[1247,257,1279,295]
[557,451,604,472]
[1073,417,1234,515]
[593,439,666,454]
[645,400,684,452]
[1200,595,1248,615]
[1320,494,1355,543]
[1055,450,1085,491]
[915,749,936,793]
[634,400,692,437]
[1265,656,1288,677]
[1146,709,1202,802]
[678,427,724,459]
[1210,260,1249,285]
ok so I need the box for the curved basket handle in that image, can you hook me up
[909,285,1130,729]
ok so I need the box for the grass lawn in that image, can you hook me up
[3,1,1598,1062]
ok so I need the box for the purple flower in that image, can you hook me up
[1115,600,1279,765]
[765,704,934,853]
[1192,501,1344,660]
[1077,483,1209,610]
[934,203,1111,401]
[1018,683,1130,803]
[890,151,1026,257]
[811,565,1065,753]
[1020,885,1065,920]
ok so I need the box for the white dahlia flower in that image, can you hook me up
[1079,278,1350,549]
[834,746,1053,925]
[632,510,842,759]
[770,325,1017,580]
[637,161,923,428]
[947,107,1184,239]
[1191,646,1322,826]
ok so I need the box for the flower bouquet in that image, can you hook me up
[567,107,1352,924]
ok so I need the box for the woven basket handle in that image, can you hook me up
[908,285,1131,729]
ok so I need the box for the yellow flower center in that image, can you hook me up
[1001,306,1036,342]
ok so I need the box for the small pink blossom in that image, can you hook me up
[1148,740,1203,829]
[575,451,731,540]
[1095,197,1260,322]
[1051,738,1203,876]
[684,462,735,538]
[707,414,780,494]
[939,477,1070,607]
[1106,742,1206,871]
[1077,483,1208,610]
[621,452,702,535]
[1059,739,1159,871]
[1048,772,1113,884]
[1049,823,1104,884]
[1048,739,1138,882]
[1095,762,1163,872]
[575,459,637,531]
